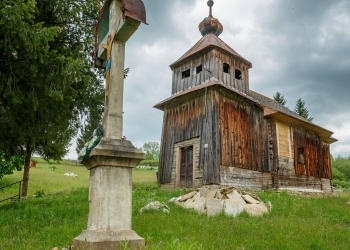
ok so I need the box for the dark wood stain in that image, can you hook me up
[293,128,331,179]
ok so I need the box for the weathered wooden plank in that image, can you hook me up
[293,128,331,179]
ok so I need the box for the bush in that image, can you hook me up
[332,179,350,189]
[332,156,350,180]
[137,159,159,167]
[332,167,346,181]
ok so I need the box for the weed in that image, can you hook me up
[34,189,45,198]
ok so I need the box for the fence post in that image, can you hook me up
[18,180,22,203]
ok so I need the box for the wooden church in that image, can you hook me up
[154,1,337,193]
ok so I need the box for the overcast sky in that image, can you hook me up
[67,0,350,159]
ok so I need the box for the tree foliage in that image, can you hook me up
[0,154,24,179]
[294,98,313,122]
[141,142,160,160]
[273,92,287,106]
[331,156,350,189]
[0,0,104,194]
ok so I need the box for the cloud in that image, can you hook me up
[67,0,350,159]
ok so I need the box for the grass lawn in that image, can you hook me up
[0,161,350,249]
[0,160,157,201]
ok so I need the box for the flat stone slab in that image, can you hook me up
[227,190,246,204]
[224,199,244,217]
[139,201,170,214]
[205,190,217,199]
[199,187,208,197]
[206,198,223,217]
[180,191,197,202]
[172,185,271,217]
[242,194,260,204]
[243,203,268,216]
[193,197,206,213]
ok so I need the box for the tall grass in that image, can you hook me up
[0,185,349,249]
[0,161,349,249]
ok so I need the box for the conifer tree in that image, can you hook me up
[273,92,287,106]
[294,98,313,122]
[0,0,105,196]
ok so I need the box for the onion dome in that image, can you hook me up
[199,0,223,37]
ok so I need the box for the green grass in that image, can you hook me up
[0,162,350,249]
[0,161,157,201]
[0,161,89,201]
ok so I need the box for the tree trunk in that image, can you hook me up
[21,144,32,197]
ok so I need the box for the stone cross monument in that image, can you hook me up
[73,0,146,249]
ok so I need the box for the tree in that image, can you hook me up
[0,0,104,195]
[141,142,160,160]
[294,98,313,122]
[273,92,287,106]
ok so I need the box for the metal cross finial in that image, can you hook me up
[207,0,214,16]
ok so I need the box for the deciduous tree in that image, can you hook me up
[141,142,160,160]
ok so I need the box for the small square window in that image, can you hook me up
[182,69,190,79]
[235,69,242,80]
[196,65,202,74]
[298,147,305,164]
[223,63,230,73]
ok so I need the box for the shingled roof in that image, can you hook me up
[249,90,311,123]
[154,77,336,143]
[170,33,252,69]
[249,90,337,143]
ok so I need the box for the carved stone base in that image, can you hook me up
[74,138,145,249]
[81,138,144,169]
[73,230,145,250]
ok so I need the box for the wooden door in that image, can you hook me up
[180,146,193,188]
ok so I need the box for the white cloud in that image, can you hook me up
[66,0,350,159]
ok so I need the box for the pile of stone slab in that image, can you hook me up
[172,185,271,217]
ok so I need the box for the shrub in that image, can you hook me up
[137,159,159,167]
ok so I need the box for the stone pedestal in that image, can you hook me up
[73,138,145,249]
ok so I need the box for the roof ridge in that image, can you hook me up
[170,34,251,68]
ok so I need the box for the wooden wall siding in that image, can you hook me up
[214,49,250,94]
[267,119,279,188]
[158,89,220,185]
[172,51,215,95]
[171,49,250,95]
[277,122,291,158]
[293,128,331,179]
[218,90,268,172]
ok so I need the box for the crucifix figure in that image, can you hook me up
[74,1,146,249]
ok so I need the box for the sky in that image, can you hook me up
[67,0,350,159]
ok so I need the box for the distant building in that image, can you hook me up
[154,1,337,193]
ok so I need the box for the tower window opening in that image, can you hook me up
[182,69,191,79]
[223,63,230,74]
[196,64,202,74]
[235,69,242,80]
